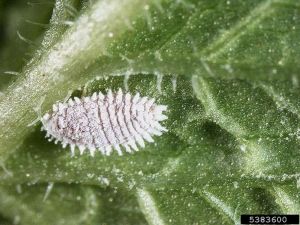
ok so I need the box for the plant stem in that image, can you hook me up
[0,0,146,160]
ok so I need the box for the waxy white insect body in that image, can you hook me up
[41,89,168,156]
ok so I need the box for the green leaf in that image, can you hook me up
[0,183,146,225]
[192,76,300,179]
[0,0,300,224]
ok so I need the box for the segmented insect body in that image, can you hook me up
[41,89,168,156]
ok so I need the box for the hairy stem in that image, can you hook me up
[0,0,147,160]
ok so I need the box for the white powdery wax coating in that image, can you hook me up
[41,89,168,156]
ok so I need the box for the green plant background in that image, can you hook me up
[0,0,300,224]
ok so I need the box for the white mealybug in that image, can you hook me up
[41,89,168,156]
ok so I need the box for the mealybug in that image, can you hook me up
[41,89,168,156]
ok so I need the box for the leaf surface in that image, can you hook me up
[0,0,300,224]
